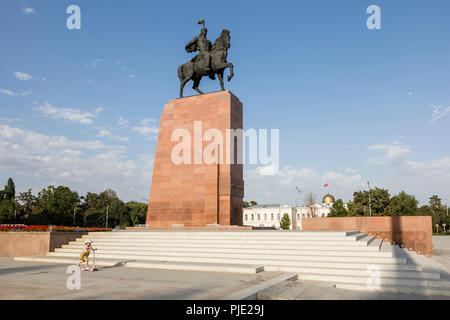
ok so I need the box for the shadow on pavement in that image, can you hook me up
[0,264,62,276]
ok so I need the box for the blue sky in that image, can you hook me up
[0,0,449,206]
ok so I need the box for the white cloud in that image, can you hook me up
[117,117,129,128]
[97,128,130,142]
[244,141,450,205]
[22,7,34,14]
[0,125,116,155]
[0,125,153,201]
[141,118,157,126]
[244,166,364,205]
[34,102,103,125]
[128,74,135,79]
[0,118,22,123]
[14,71,32,81]
[92,58,102,67]
[366,142,450,203]
[367,143,410,165]
[133,119,159,139]
[0,89,18,96]
[0,88,31,97]
[132,126,159,136]
[144,136,158,142]
[430,104,450,123]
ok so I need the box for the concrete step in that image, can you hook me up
[125,261,264,274]
[76,233,368,241]
[83,230,362,237]
[265,263,422,272]
[52,248,399,263]
[47,251,407,265]
[298,273,450,289]
[67,241,379,252]
[14,256,263,274]
[335,283,450,297]
[73,237,374,246]
[275,267,438,279]
[370,238,383,251]
[57,246,392,257]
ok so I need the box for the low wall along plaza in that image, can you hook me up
[0,232,87,257]
[302,216,433,257]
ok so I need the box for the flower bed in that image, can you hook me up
[0,225,112,232]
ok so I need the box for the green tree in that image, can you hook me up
[350,188,390,216]
[429,195,443,213]
[243,201,250,208]
[37,186,79,225]
[250,201,258,207]
[0,200,15,223]
[428,195,447,230]
[280,213,291,230]
[416,196,449,232]
[328,199,348,217]
[17,189,38,219]
[385,191,419,216]
[125,202,148,226]
[0,178,17,223]
[4,178,15,201]
[81,189,130,228]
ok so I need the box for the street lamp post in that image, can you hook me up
[106,204,109,229]
[445,198,448,217]
[295,187,302,209]
[367,182,372,217]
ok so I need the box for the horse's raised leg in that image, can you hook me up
[179,79,189,98]
[217,71,225,91]
[226,63,234,82]
[192,77,204,95]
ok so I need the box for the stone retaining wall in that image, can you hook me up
[0,232,87,257]
[302,216,433,257]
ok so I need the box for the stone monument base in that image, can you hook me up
[146,91,244,227]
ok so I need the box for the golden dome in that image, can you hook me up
[322,194,336,205]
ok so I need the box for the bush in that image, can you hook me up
[280,214,291,230]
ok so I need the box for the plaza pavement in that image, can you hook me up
[0,257,283,300]
[432,236,450,273]
[0,236,449,300]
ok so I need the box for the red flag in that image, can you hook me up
[324,184,329,187]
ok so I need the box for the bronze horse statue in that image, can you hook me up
[178,29,234,98]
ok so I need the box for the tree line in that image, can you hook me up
[328,188,449,231]
[0,178,147,229]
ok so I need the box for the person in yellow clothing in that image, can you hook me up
[78,239,96,268]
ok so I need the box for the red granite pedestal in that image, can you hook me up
[145,91,244,228]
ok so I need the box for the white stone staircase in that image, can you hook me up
[14,230,450,297]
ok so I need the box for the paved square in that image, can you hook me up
[0,258,282,300]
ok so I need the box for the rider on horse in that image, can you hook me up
[185,20,215,80]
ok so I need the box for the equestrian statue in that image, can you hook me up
[178,20,234,98]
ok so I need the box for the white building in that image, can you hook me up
[243,194,336,230]
[243,204,298,230]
